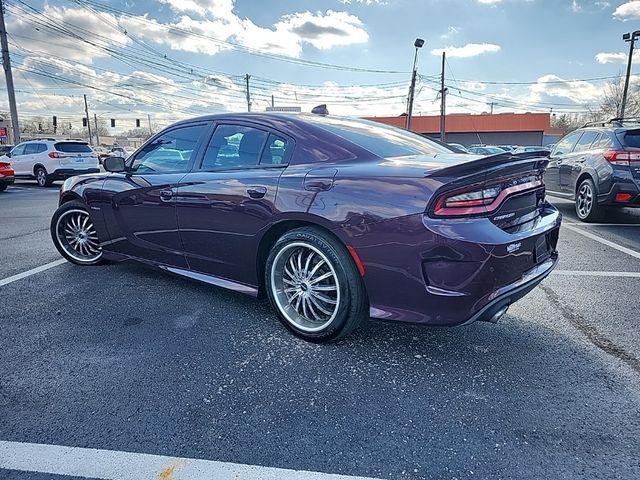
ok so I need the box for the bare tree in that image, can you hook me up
[595,76,640,119]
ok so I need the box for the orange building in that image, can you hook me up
[367,112,564,147]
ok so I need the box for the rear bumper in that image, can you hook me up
[0,175,14,186]
[340,203,561,326]
[598,181,640,208]
[50,168,100,180]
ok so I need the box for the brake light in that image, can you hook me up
[48,151,60,158]
[433,175,543,217]
[603,151,640,166]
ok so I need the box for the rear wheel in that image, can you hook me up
[575,178,602,222]
[51,200,103,265]
[265,227,368,342]
[0,185,7,192]
[35,166,52,187]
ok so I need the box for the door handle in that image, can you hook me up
[159,190,173,202]
[247,186,267,199]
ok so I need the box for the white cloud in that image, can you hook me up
[440,26,460,39]
[595,51,640,64]
[338,0,387,4]
[527,74,601,104]
[477,0,502,4]
[431,43,501,58]
[613,1,640,19]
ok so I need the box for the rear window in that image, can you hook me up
[309,116,451,158]
[620,131,640,149]
[55,142,93,153]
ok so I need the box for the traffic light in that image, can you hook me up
[82,117,87,127]
[136,118,140,128]
[110,119,116,127]
[38,123,43,132]
[52,116,57,133]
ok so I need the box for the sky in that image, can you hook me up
[3,0,640,133]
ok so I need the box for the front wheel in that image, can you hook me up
[575,178,602,222]
[50,200,103,265]
[265,227,368,342]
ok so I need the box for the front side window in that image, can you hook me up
[23,143,38,155]
[552,131,582,156]
[10,144,25,156]
[131,124,208,174]
[201,124,269,170]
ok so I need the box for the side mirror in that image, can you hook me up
[103,156,126,173]
[5,152,10,158]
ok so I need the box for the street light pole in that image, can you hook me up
[405,38,424,131]
[621,30,640,119]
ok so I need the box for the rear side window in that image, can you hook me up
[55,142,92,153]
[620,131,640,148]
[260,133,289,165]
[37,143,47,153]
[312,117,450,158]
[201,124,269,170]
[573,131,599,152]
[596,133,615,149]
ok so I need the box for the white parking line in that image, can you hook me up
[564,223,640,227]
[0,441,382,480]
[563,224,640,260]
[0,259,66,287]
[553,270,640,278]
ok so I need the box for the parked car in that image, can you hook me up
[0,144,14,156]
[50,113,560,342]
[468,145,507,155]
[545,119,640,221]
[2,140,99,187]
[513,146,551,156]
[447,142,470,153]
[0,159,14,192]
[498,145,517,152]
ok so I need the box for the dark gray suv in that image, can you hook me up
[545,119,640,222]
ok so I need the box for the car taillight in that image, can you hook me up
[603,151,640,166]
[433,175,543,217]
[48,151,61,158]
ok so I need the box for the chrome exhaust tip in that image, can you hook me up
[487,305,509,323]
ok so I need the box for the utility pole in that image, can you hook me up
[271,94,275,108]
[621,31,640,119]
[245,74,251,112]
[489,102,495,115]
[83,94,93,146]
[148,114,152,136]
[439,52,448,142]
[405,38,424,130]
[93,113,100,145]
[0,0,20,144]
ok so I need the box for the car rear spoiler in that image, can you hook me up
[431,151,549,178]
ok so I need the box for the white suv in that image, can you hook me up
[3,139,99,187]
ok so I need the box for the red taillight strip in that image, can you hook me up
[434,180,544,217]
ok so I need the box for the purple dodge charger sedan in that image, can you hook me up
[50,113,560,342]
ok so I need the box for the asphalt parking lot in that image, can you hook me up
[1,182,640,480]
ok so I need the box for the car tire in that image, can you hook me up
[265,226,368,342]
[35,166,52,187]
[50,200,103,265]
[575,178,602,222]
[0,185,7,192]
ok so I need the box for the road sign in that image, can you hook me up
[266,106,301,112]
[0,127,8,138]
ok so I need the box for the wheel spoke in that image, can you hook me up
[282,277,297,286]
[306,298,322,321]
[308,259,325,278]
[312,284,337,292]
[309,271,333,285]
[303,250,314,277]
[310,291,337,305]
[308,294,333,316]
[301,296,309,318]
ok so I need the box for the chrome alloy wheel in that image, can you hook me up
[36,169,47,187]
[270,242,341,333]
[55,209,102,263]
[576,182,593,219]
